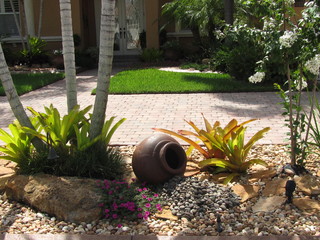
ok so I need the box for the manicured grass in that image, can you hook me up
[0,72,65,96]
[92,68,275,95]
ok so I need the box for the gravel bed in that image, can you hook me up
[1,144,320,236]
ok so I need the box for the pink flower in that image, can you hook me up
[138,189,143,192]
[156,204,162,211]
[105,209,110,213]
[143,211,150,220]
[147,198,153,201]
[112,214,118,219]
[142,195,147,199]
[112,203,118,210]
[137,213,143,218]
[117,224,122,228]
[108,190,113,195]
[145,203,151,208]
[154,194,159,197]
[137,208,143,212]
[143,187,148,191]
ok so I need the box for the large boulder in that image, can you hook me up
[4,174,103,223]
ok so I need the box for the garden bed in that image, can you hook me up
[0,144,319,236]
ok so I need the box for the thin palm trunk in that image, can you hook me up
[10,0,26,50]
[0,43,45,151]
[89,0,116,139]
[59,0,77,112]
[19,0,30,50]
[37,0,44,38]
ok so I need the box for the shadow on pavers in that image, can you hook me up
[1,235,319,240]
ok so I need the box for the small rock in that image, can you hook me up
[156,208,178,221]
[249,169,277,182]
[283,164,295,175]
[262,178,287,196]
[252,196,286,213]
[232,184,260,202]
[295,175,320,195]
[36,212,45,218]
[293,197,320,214]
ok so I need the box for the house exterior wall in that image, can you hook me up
[145,0,159,49]
[31,0,82,51]
[1,0,309,56]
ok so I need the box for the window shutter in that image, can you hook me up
[4,0,19,13]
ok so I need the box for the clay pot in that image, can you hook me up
[132,134,187,184]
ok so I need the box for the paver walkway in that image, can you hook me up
[1,68,318,146]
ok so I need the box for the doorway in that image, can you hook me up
[94,0,145,56]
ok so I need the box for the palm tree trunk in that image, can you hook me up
[59,0,77,112]
[0,43,45,151]
[19,0,30,50]
[37,0,44,38]
[89,0,116,139]
[10,0,26,50]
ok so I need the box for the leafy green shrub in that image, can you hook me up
[139,48,163,62]
[0,105,126,179]
[19,37,49,66]
[75,47,99,69]
[2,46,18,66]
[212,26,264,81]
[98,179,162,224]
[306,97,320,156]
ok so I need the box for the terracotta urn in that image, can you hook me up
[132,133,187,184]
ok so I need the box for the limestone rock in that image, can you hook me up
[207,173,230,183]
[232,184,260,202]
[262,178,287,196]
[155,207,178,221]
[293,197,320,214]
[252,196,286,213]
[0,166,15,176]
[4,174,103,223]
[295,175,320,195]
[249,169,277,183]
[0,173,15,191]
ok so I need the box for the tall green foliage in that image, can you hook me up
[0,105,126,178]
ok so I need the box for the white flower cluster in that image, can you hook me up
[249,72,265,84]
[263,18,277,30]
[279,31,298,48]
[305,54,320,76]
[285,0,295,5]
[295,79,308,90]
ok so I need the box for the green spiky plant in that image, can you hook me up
[154,115,270,184]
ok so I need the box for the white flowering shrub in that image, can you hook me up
[279,31,298,48]
[305,54,320,76]
[247,0,320,166]
[248,72,265,84]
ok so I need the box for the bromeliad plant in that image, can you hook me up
[154,115,270,184]
[0,104,126,178]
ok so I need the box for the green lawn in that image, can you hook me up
[0,72,65,96]
[92,68,275,95]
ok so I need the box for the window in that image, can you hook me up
[0,0,19,37]
[295,0,305,7]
